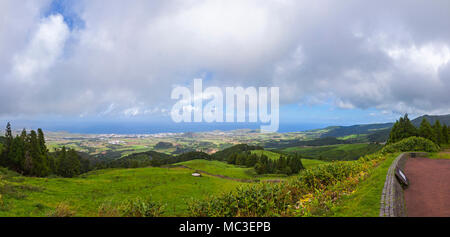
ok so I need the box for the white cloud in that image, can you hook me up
[12,14,69,80]
[0,0,450,118]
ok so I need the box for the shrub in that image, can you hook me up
[120,197,165,217]
[381,136,439,154]
[188,152,387,217]
[189,183,294,217]
[98,201,121,217]
[47,203,76,217]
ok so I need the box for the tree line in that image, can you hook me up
[387,114,449,145]
[226,151,304,175]
[0,122,90,177]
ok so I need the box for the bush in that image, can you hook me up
[188,153,386,217]
[298,161,366,190]
[120,197,165,217]
[47,203,76,217]
[381,136,439,154]
[188,184,293,217]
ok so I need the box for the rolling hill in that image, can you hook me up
[411,114,450,127]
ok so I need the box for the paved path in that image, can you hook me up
[404,157,450,217]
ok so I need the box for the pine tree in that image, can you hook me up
[37,129,47,156]
[56,147,81,178]
[432,120,443,145]
[5,122,12,149]
[1,122,13,166]
[8,136,25,171]
[443,125,449,144]
[387,121,399,144]
[28,130,49,177]
[419,118,435,142]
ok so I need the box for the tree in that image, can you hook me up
[8,136,25,172]
[56,147,81,178]
[37,128,47,156]
[432,120,443,145]
[27,130,50,177]
[5,122,12,148]
[442,124,449,144]
[419,118,435,143]
[387,114,417,144]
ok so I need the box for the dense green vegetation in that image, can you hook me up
[188,152,394,217]
[250,150,282,160]
[226,151,304,175]
[211,144,263,161]
[282,143,383,161]
[327,154,398,216]
[387,114,449,146]
[381,136,440,154]
[300,159,328,169]
[0,123,87,177]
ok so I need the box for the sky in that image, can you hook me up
[0,0,450,133]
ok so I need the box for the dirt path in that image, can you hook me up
[404,157,450,217]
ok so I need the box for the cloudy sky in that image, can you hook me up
[1,0,449,132]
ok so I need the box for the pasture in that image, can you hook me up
[0,166,243,217]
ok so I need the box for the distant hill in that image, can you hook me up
[320,123,394,138]
[312,114,450,143]
[211,144,263,161]
[264,137,349,149]
[154,141,173,149]
[411,114,450,127]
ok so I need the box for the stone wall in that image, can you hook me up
[380,152,428,217]
[380,153,407,217]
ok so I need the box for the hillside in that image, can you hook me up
[211,144,263,161]
[0,166,243,217]
[281,143,383,161]
[411,114,450,127]
[320,123,394,138]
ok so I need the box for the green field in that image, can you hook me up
[250,150,283,159]
[0,166,244,217]
[176,159,256,180]
[300,159,327,169]
[282,143,382,161]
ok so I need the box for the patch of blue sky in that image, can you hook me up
[44,0,85,30]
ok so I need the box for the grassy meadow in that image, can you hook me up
[176,159,256,180]
[0,166,244,217]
